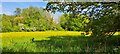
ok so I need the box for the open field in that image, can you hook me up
[1,31,120,52]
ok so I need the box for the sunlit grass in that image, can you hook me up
[1,31,119,37]
[113,32,120,35]
[1,31,84,37]
[1,31,82,51]
[1,31,120,52]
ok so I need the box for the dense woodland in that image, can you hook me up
[1,7,90,32]
[1,7,64,32]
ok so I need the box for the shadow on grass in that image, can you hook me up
[33,35,120,52]
[2,35,120,53]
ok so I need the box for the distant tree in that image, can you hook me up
[20,6,62,31]
[13,17,24,25]
[2,14,15,32]
[59,13,90,31]
[15,8,21,16]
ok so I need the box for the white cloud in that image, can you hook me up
[1,7,14,15]
[2,11,14,15]
[1,4,14,15]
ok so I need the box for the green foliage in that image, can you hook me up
[59,13,90,31]
[46,2,120,37]
[2,15,14,32]
[13,26,21,32]
[45,2,120,48]
[88,2,120,38]
[2,6,63,32]
[15,8,21,16]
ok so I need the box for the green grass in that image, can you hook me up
[1,31,120,53]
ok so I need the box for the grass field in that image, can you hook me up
[1,31,120,52]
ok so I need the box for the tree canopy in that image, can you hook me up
[1,6,63,32]
[45,2,120,37]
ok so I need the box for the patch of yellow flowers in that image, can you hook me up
[1,31,119,37]
[1,31,119,48]
[1,31,83,38]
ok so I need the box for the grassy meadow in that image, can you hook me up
[1,31,120,52]
[1,2,120,53]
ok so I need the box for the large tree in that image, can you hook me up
[45,1,120,38]
[20,6,63,31]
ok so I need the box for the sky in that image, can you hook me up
[1,2,62,21]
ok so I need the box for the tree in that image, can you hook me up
[59,13,90,31]
[2,6,63,32]
[45,1,120,42]
[20,6,62,31]
[15,8,21,16]
[2,14,15,32]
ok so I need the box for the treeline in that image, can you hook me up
[1,6,89,32]
[1,2,120,33]
[1,6,64,32]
